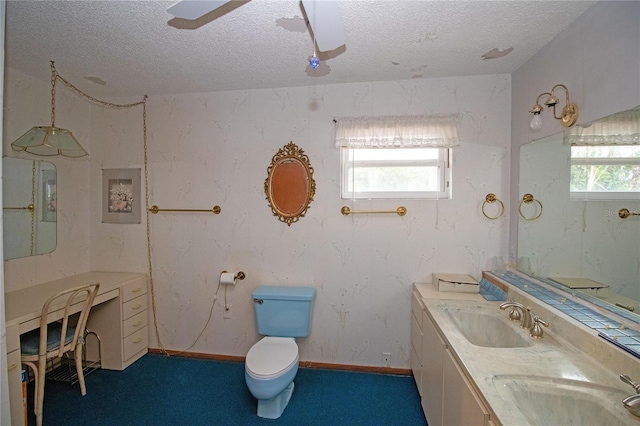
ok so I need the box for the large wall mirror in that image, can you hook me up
[518,105,640,321]
[3,157,57,260]
[264,141,316,226]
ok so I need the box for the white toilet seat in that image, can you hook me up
[246,336,298,379]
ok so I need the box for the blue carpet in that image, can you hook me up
[33,354,427,425]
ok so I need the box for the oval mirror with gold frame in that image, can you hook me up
[264,141,316,226]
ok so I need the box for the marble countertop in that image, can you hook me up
[415,282,639,425]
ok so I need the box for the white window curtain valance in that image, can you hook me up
[564,106,640,146]
[334,114,461,148]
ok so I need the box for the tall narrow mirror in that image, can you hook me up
[3,157,57,260]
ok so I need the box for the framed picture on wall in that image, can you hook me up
[102,168,141,224]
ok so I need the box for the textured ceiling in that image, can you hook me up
[5,0,596,98]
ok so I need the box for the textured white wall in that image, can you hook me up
[94,75,512,367]
[1,73,513,368]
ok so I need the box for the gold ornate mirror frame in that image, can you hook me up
[264,141,316,226]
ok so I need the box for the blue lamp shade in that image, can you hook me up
[11,125,88,158]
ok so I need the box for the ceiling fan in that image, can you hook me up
[166,0,346,52]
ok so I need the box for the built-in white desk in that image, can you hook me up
[5,271,149,426]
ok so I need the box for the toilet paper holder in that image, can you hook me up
[220,270,246,285]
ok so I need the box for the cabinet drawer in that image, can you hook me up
[122,278,147,303]
[123,327,148,361]
[411,291,424,329]
[123,310,148,338]
[411,311,423,360]
[123,294,148,320]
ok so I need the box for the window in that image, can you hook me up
[570,145,640,200]
[334,114,460,200]
[341,147,451,199]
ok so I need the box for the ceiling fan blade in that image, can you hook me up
[166,0,231,20]
[301,0,346,52]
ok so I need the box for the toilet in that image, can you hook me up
[245,285,316,419]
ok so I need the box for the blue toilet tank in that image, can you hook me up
[252,286,316,337]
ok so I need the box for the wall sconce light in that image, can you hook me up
[529,84,579,130]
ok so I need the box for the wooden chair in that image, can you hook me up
[20,283,100,426]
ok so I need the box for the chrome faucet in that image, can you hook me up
[499,300,532,329]
[620,374,640,418]
[530,316,549,338]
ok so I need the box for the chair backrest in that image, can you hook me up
[38,283,100,358]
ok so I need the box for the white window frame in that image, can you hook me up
[570,146,640,201]
[340,147,452,200]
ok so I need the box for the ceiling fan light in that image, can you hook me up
[309,53,320,69]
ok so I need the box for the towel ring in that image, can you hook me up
[518,193,543,220]
[481,193,504,220]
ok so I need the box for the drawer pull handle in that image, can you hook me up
[8,363,18,370]
[132,304,142,310]
[133,321,142,327]
[132,287,142,293]
[133,338,143,344]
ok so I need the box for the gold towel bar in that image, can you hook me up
[481,193,504,220]
[619,208,640,219]
[148,205,221,214]
[3,204,34,212]
[341,206,407,216]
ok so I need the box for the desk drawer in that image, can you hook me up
[122,278,147,303]
[123,294,148,320]
[124,327,148,361]
[6,324,20,352]
[123,310,148,338]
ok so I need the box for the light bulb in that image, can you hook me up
[530,114,542,131]
[309,53,320,69]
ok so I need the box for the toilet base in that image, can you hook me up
[257,381,295,419]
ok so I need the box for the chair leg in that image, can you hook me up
[22,362,38,418]
[35,357,46,426]
[75,342,87,396]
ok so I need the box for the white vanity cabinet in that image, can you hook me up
[421,309,444,426]
[411,285,491,426]
[442,348,490,425]
[421,309,490,426]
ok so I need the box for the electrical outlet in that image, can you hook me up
[382,352,391,367]
[223,304,232,319]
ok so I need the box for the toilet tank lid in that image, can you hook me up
[252,285,316,301]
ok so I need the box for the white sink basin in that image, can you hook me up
[492,375,633,425]
[439,305,533,348]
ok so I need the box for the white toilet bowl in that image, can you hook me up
[245,336,299,419]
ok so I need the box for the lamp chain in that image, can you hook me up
[30,161,36,256]
[141,96,169,356]
[51,61,145,110]
[50,61,57,127]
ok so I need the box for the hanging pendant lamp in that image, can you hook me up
[11,61,89,158]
